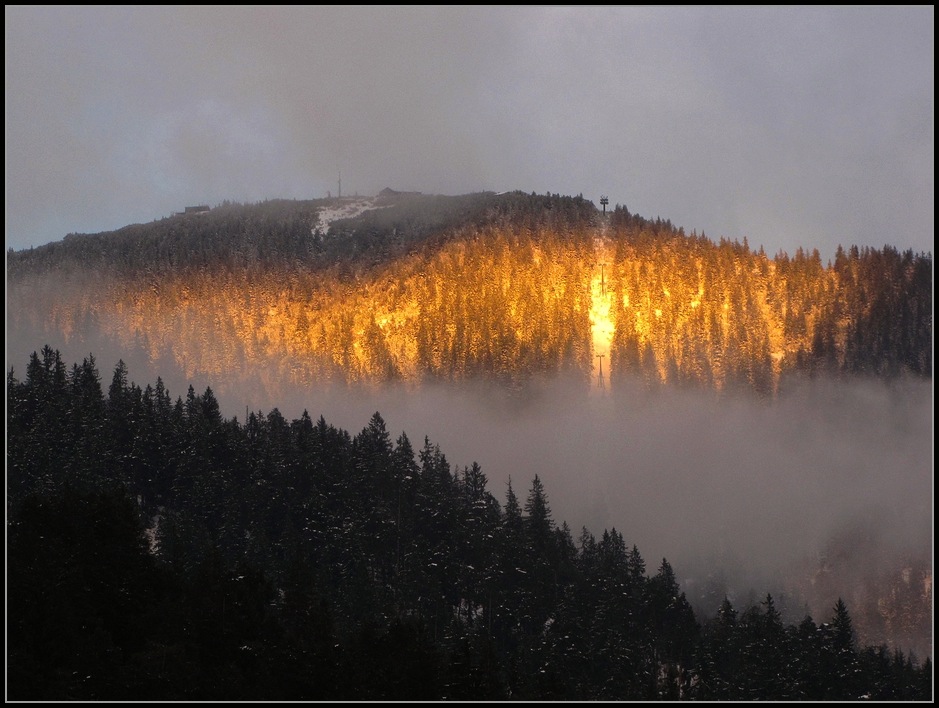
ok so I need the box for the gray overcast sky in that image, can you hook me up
[5,6,934,260]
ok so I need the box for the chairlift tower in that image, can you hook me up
[596,353,606,390]
[600,195,609,214]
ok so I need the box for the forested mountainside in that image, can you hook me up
[7,348,932,700]
[7,191,931,402]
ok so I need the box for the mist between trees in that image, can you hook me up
[7,347,932,700]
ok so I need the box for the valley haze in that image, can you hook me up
[7,335,932,657]
[222,370,934,631]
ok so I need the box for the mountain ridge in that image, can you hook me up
[7,190,932,405]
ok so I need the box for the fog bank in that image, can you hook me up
[249,374,931,593]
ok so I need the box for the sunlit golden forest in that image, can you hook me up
[7,191,932,400]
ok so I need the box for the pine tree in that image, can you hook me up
[824,598,861,699]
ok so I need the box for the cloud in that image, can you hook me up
[6,7,934,260]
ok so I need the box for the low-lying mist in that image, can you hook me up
[226,370,932,655]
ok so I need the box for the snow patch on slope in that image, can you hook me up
[313,197,390,236]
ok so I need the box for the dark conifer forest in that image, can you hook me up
[7,347,932,700]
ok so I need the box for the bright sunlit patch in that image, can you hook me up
[589,247,615,393]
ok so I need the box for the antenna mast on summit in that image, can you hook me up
[596,353,605,390]
[338,169,342,199]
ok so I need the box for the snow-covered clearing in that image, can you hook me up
[313,197,390,236]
